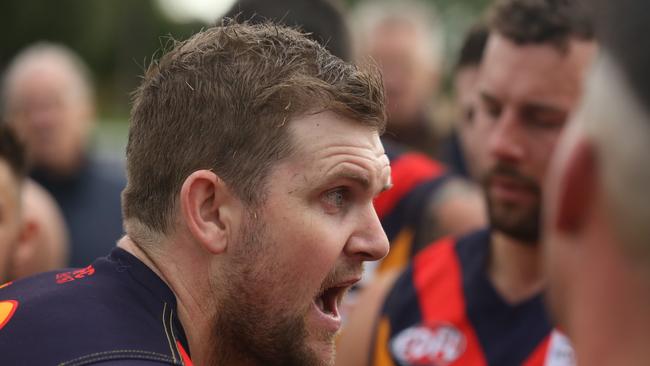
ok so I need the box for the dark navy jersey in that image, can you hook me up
[0,248,193,365]
[32,157,126,267]
[370,229,576,366]
[373,140,450,275]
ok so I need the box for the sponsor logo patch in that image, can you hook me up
[0,300,18,331]
[391,323,466,366]
[56,265,96,284]
[545,330,576,366]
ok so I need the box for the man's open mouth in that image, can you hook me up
[314,286,344,317]
[313,278,360,319]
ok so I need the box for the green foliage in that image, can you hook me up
[0,0,204,118]
[0,0,491,119]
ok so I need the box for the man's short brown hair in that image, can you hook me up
[489,0,595,50]
[122,22,385,235]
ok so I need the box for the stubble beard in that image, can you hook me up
[208,210,327,366]
[483,163,542,244]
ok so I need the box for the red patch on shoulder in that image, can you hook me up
[56,265,96,284]
[0,300,18,330]
[0,281,13,290]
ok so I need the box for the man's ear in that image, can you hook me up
[554,140,598,233]
[180,170,238,255]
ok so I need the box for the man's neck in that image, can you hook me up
[117,235,216,365]
[487,231,545,304]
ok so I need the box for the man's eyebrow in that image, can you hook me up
[522,102,566,115]
[479,91,499,104]
[480,91,566,118]
[331,170,370,190]
[323,165,377,190]
[323,163,394,194]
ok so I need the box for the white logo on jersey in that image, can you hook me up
[390,323,466,366]
[545,330,576,366]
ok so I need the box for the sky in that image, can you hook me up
[157,0,237,23]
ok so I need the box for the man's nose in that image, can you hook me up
[488,110,526,164]
[344,205,390,262]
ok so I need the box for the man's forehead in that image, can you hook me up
[480,34,595,105]
[283,112,388,184]
[484,33,596,72]
[289,112,382,151]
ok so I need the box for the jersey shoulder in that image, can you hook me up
[0,251,188,365]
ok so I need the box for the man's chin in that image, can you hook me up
[302,309,339,365]
[489,203,541,243]
[303,337,335,366]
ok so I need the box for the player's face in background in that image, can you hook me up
[455,65,490,181]
[367,21,437,128]
[213,112,390,366]
[0,160,22,284]
[476,33,596,242]
[4,59,93,174]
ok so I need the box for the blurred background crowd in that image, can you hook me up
[0,0,487,158]
[0,0,491,273]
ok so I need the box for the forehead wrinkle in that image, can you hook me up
[481,45,585,109]
[320,155,390,194]
[323,165,371,190]
[308,141,386,169]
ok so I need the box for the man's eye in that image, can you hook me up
[480,98,501,120]
[526,113,566,130]
[323,188,348,210]
[486,103,501,119]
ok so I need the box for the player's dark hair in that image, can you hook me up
[455,22,489,73]
[489,0,595,51]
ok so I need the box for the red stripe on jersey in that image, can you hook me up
[522,334,550,366]
[374,153,445,219]
[176,340,193,366]
[413,238,487,365]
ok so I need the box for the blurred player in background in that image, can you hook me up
[352,0,444,158]
[441,23,490,181]
[336,0,596,365]
[2,43,124,267]
[543,0,650,364]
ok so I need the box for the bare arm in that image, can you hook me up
[433,178,486,234]
[413,178,486,252]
